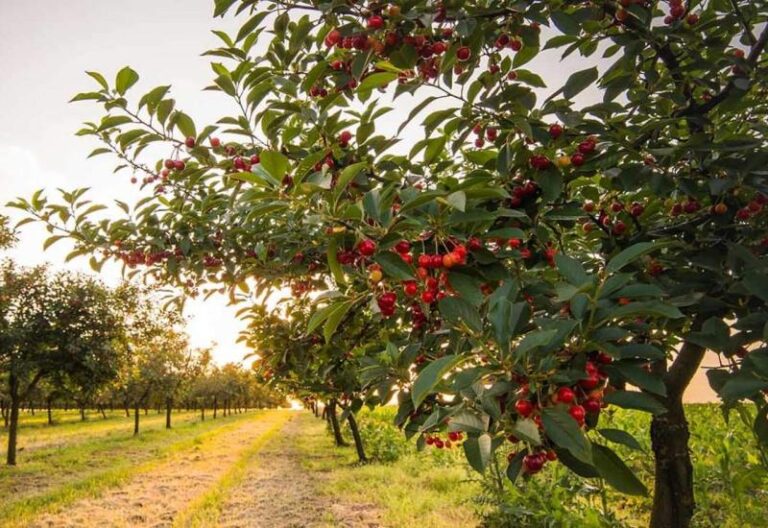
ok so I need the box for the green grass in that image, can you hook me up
[0,410,262,527]
[294,412,479,528]
[171,410,291,527]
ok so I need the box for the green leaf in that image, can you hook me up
[375,252,413,280]
[564,67,598,99]
[719,375,768,401]
[424,136,446,164]
[555,254,590,286]
[86,71,109,90]
[438,297,483,333]
[598,428,644,451]
[743,272,768,303]
[323,301,353,342]
[333,162,367,200]
[610,301,684,320]
[327,238,345,286]
[412,355,465,408]
[606,241,665,273]
[612,363,667,396]
[43,235,67,251]
[259,151,289,181]
[512,418,541,445]
[506,451,526,482]
[448,411,487,434]
[541,407,592,464]
[550,11,581,35]
[445,191,466,212]
[115,66,139,95]
[603,390,667,415]
[359,72,398,91]
[592,444,647,496]
[173,112,196,138]
[463,433,492,473]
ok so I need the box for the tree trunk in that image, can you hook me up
[650,399,695,528]
[133,404,140,436]
[328,400,347,447]
[346,412,367,463]
[47,397,53,426]
[649,338,705,528]
[1,400,8,429]
[165,398,172,429]
[213,397,218,419]
[6,374,21,466]
[99,405,107,419]
[80,405,86,421]
[200,406,205,421]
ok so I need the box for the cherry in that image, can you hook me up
[474,137,485,148]
[495,33,510,49]
[686,13,699,25]
[185,136,196,148]
[210,137,221,148]
[583,201,595,213]
[468,237,483,251]
[508,238,521,249]
[421,290,435,304]
[584,398,601,414]
[325,29,342,48]
[515,399,534,418]
[456,47,471,62]
[578,140,596,155]
[395,240,411,254]
[358,239,377,256]
[164,159,175,170]
[432,41,447,54]
[549,123,563,139]
[523,453,545,473]
[571,153,585,166]
[569,405,586,423]
[173,160,185,171]
[556,386,575,404]
[579,375,600,390]
[403,281,419,297]
[367,15,384,30]
[250,154,260,165]
[545,449,558,461]
[611,202,624,213]
[486,127,498,141]
[338,130,353,147]
[448,431,461,442]
[630,203,644,217]
[509,39,522,51]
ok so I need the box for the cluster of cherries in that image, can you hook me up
[582,199,645,236]
[424,430,463,449]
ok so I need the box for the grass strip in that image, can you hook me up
[172,411,293,528]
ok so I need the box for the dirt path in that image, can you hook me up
[216,414,381,528]
[30,411,292,528]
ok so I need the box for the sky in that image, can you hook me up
[0,1,718,400]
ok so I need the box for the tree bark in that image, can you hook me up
[133,404,140,436]
[165,398,172,429]
[649,340,705,528]
[346,412,367,463]
[200,406,205,421]
[47,397,53,426]
[328,399,347,447]
[213,397,218,419]
[6,373,20,466]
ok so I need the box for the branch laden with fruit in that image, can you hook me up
[10,1,768,526]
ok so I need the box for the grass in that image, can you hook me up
[171,410,291,527]
[294,412,480,528]
[0,410,263,527]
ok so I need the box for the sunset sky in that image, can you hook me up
[0,1,718,400]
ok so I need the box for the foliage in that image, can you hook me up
[10,0,768,523]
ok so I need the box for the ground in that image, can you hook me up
[0,409,474,528]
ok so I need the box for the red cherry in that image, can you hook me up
[509,39,522,51]
[173,160,185,171]
[210,137,221,148]
[358,239,377,256]
[185,136,196,148]
[584,398,602,414]
[164,159,175,170]
[508,238,521,249]
[515,399,534,418]
[556,387,575,404]
[579,375,600,390]
[523,453,545,473]
[468,238,483,251]
[421,290,435,304]
[549,124,563,139]
[569,405,586,423]
[486,127,498,141]
[611,202,624,213]
[571,153,585,166]
[403,281,419,297]
[456,47,471,62]
[325,29,342,47]
[339,130,353,145]
[367,15,384,29]
[395,240,411,254]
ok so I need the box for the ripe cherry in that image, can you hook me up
[486,127,498,141]
[164,159,175,170]
[403,281,419,297]
[571,153,585,167]
[579,375,600,390]
[714,202,728,215]
[549,123,563,139]
[583,201,595,213]
[367,15,384,29]
[358,239,377,256]
[173,160,186,171]
[556,386,575,404]
[515,399,534,418]
[584,398,602,414]
[325,29,342,47]
[185,136,196,148]
[523,453,545,473]
[569,405,586,423]
[210,137,221,148]
[421,290,435,304]
[456,47,471,62]
[395,240,411,254]
[339,130,353,146]
[509,39,522,51]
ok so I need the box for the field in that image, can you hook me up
[0,405,766,527]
